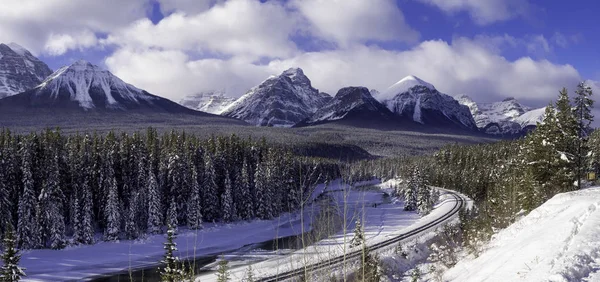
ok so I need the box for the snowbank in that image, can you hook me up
[445,187,600,282]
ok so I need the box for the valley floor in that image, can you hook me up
[445,187,600,282]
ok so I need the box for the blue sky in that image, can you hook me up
[2,0,598,106]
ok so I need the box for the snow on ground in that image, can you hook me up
[197,179,462,281]
[19,179,383,281]
[445,187,600,282]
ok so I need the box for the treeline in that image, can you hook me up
[348,82,595,251]
[0,128,339,250]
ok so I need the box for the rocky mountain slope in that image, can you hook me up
[376,76,477,130]
[221,68,332,127]
[296,86,397,126]
[179,91,236,114]
[456,95,546,134]
[0,43,53,98]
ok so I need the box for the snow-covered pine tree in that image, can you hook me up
[239,160,254,220]
[79,176,94,245]
[0,225,26,282]
[147,170,162,234]
[167,197,178,230]
[125,192,139,240]
[574,82,594,189]
[160,225,185,282]
[71,190,82,244]
[186,168,202,230]
[221,174,236,223]
[350,219,364,247]
[216,258,230,282]
[403,167,418,211]
[554,88,579,192]
[254,162,273,220]
[103,155,121,241]
[416,169,433,215]
[17,137,40,250]
[40,153,66,249]
[202,154,220,222]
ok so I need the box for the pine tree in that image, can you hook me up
[16,138,40,249]
[147,170,162,234]
[216,258,230,282]
[203,154,220,222]
[125,192,139,240]
[159,226,185,282]
[40,153,65,249]
[79,177,94,245]
[221,175,236,223]
[239,160,254,220]
[187,168,203,229]
[254,163,272,220]
[356,244,380,282]
[0,225,26,282]
[167,197,178,230]
[104,159,120,241]
[244,265,255,282]
[350,219,364,247]
[404,167,419,211]
[574,82,594,189]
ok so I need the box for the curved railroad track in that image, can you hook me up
[257,190,466,282]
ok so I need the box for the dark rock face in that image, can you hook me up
[222,68,332,127]
[297,86,399,126]
[0,43,53,98]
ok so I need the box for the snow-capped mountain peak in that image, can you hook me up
[6,42,29,56]
[376,76,476,130]
[456,95,545,135]
[0,42,53,98]
[36,60,149,109]
[222,68,332,127]
[379,75,436,101]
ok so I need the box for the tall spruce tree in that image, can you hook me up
[17,138,40,249]
[147,170,162,234]
[160,226,185,282]
[104,155,121,241]
[1,225,26,282]
[221,175,236,223]
[187,168,202,229]
[574,82,594,189]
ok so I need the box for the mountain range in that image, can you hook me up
[0,42,546,135]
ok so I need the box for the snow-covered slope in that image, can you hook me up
[221,68,332,127]
[377,76,477,130]
[0,60,207,115]
[298,86,396,125]
[445,187,600,282]
[515,107,547,128]
[179,91,235,114]
[456,95,546,135]
[0,43,53,98]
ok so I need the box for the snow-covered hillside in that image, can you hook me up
[221,68,332,127]
[179,91,235,114]
[456,95,546,134]
[377,76,477,130]
[0,43,53,98]
[445,187,600,282]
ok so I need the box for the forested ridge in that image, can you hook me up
[0,128,339,250]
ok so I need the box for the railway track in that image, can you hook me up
[257,191,465,282]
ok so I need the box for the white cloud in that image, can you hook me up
[105,47,272,101]
[417,0,531,25]
[291,0,419,47]
[106,36,582,110]
[44,30,98,56]
[104,0,299,60]
[0,0,148,55]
